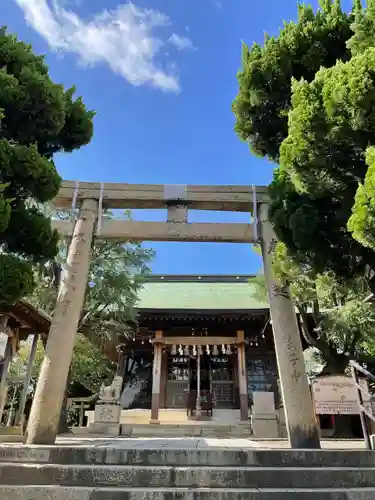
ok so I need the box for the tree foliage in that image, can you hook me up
[0,27,94,304]
[252,245,375,373]
[273,242,375,373]
[234,0,353,161]
[10,334,114,395]
[233,0,375,287]
[31,210,155,358]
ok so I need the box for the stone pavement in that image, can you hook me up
[38,436,367,450]
[0,434,367,450]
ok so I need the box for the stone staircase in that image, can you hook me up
[0,443,375,498]
[120,422,252,437]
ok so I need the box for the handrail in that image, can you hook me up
[349,360,375,450]
[349,360,375,383]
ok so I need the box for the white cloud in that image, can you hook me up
[168,33,195,51]
[15,0,195,92]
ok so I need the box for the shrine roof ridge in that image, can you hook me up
[136,277,268,311]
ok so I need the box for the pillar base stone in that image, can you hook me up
[149,419,160,425]
[239,395,249,421]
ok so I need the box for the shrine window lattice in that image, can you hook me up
[167,357,189,381]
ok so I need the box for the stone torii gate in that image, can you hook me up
[25,182,320,449]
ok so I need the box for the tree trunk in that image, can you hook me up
[296,304,353,376]
[320,353,350,375]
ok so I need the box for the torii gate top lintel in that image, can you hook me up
[53,181,269,212]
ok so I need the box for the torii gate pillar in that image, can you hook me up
[25,199,98,445]
[259,203,320,449]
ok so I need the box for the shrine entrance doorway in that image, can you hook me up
[165,349,238,418]
[211,355,236,410]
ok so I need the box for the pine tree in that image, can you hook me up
[0,27,94,304]
[233,1,375,289]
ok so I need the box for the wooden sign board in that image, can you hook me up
[311,375,372,415]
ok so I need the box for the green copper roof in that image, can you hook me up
[136,275,268,311]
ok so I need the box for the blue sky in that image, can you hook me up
[1,0,354,275]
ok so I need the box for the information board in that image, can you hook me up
[311,375,372,415]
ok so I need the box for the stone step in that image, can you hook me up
[120,424,251,438]
[1,486,375,500]
[1,446,375,468]
[1,464,375,489]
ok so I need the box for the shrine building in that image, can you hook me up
[108,274,289,437]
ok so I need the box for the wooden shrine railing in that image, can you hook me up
[349,360,375,449]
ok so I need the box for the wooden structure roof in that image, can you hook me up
[136,275,268,313]
[0,275,310,358]
[3,299,51,341]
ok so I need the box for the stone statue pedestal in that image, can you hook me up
[251,391,279,438]
[251,413,279,438]
[88,375,123,436]
[89,402,121,436]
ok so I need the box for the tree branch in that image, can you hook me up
[297,303,336,361]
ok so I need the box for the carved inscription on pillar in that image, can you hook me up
[267,236,277,255]
[286,336,302,383]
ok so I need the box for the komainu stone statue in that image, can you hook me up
[98,376,123,403]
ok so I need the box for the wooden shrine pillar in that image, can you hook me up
[115,344,127,378]
[159,350,167,409]
[150,330,163,424]
[237,330,248,421]
[16,333,39,427]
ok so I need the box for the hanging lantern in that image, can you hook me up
[192,345,197,356]
[171,344,177,356]
[206,344,210,355]
[184,345,189,356]
[221,344,226,355]
[178,344,183,356]
[198,345,203,355]
[213,345,219,356]
[226,344,232,355]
